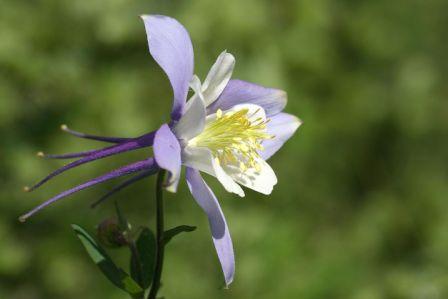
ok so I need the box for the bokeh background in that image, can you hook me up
[1,0,448,298]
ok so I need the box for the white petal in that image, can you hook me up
[212,158,245,197]
[182,146,215,176]
[202,51,235,107]
[228,103,267,122]
[223,158,277,195]
[189,75,203,97]
[182,146,245,197]
[166,175,180,193]
[205,103,267,126]
[173,91,206,141]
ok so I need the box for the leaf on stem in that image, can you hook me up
[72,224,144,298]
[163,225,196,245]
[130,227,156,289]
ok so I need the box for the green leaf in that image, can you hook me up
[72,224,144,298]
[163,225,196,245]
[130,228,156,289]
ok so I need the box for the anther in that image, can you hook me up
[23,186,31,192]
[36,151,45,158]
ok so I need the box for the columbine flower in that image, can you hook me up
[21,15,301,286]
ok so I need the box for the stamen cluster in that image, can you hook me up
[189,108,274,171]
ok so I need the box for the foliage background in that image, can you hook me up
[1,0,447,298]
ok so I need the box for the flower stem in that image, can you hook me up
[148,170,166,299]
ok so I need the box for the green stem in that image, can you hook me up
[147,170,166,299]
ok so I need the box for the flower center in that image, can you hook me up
[188,108,274,171]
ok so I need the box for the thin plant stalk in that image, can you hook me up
[148,170,166,299]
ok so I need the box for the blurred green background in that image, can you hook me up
[1,0,448,298]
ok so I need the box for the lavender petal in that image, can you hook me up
[207,79,287,117]
[260,113,302,160]
[141,15,194,121]
[20,158,158,222]
[185,168,235,286]
[153,124,181,192]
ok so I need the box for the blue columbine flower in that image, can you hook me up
[21,15,302,286]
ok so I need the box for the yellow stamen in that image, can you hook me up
[189,108,274,171]
[216,109,223,119]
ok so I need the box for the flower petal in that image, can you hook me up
[182,146,245,197]
[204,103,267,129]
[228,103,266,121]
[260,113,302,160]
[173,91,206,141]
[202,51,235,106]
[212,158,245,197]
[189,75,203,97]
[185,168,235,286]
[207,79,287,117]
[141,15,194,121]
[182,146,215,176]
[223,158,277,195]
[153,124,182,192]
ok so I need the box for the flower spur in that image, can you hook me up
[21,15,302,286]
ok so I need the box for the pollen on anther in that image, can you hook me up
[189,106,273,171]
[36,151,45,158]
[23,186,30,192]
[60,124,68,131]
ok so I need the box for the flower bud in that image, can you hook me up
[97,218,128,248]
